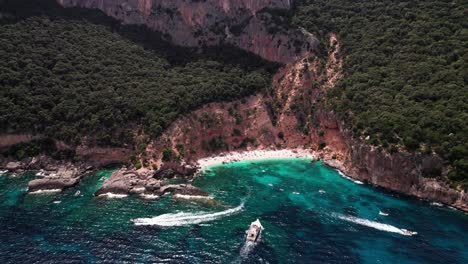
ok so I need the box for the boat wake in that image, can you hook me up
[239,240,256,258]
[335,214,417,236]
[132,202,244,226]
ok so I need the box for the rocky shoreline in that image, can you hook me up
[195,149,468,213]
[0,155,93,193]
[94,166,206,198]
[321,157,468,213]
[1,148,466,212]
[0,155,209,200]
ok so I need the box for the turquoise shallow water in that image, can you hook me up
[0,159,467,263]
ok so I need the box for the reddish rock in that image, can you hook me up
[57,0,318,63]
[76,146,132,166]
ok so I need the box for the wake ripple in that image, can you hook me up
[132,203,244,226]
[335,214,417,236]
[239,241,256,258]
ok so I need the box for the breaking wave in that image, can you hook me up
[132,202,244,226]
[337,171,364,185]
[335,214,417,236]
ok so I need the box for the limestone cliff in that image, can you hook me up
[142,34,467,211]
[57,0,318,63]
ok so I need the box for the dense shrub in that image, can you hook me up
[292,0,467,187]
[0,0,276,147]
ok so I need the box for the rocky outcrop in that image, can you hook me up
[27,165,83,192]
[95,167,205,197]
[28,177,80,192]
[0,155,92,192]
[57,0,318,63]
[95,168,154,195]
[153,162,197,179]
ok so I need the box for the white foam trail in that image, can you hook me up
[239,241,256,258]
[338,171,364,185]
[132,203,244,226]
[335,214,416,236]
[379,211,389,216]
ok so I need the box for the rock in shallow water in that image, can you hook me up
[95,167,207,199]
[28,177,80,192]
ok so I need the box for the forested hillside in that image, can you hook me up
[292,0,467,187]
[0,0,276,146]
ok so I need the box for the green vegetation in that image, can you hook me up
[318,143,326,150]
[130,155,142,169]
[0,0,276,147]
[232,128,242,137]
[292,0,467,188]
[161,148,175,162]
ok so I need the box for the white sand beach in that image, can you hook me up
[197,149,317,169]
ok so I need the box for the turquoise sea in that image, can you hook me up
[0,159,467,263]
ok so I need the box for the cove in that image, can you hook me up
[0,159,466,263]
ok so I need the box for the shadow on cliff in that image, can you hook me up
[0,0,280,74]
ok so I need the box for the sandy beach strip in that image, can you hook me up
[197,149,317,169]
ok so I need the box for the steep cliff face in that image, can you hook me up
[57,0,318,63]
[336,133,468,211]
[142,34,467,211]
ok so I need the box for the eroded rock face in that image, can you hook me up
[75,146,132,166]
[57,0,318,63]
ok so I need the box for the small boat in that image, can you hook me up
[246,219,264,242]
[379,211,389,216]
[319,189,326,194]
[74,190,81,196]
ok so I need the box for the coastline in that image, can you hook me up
[196,149,318,169]
[194,149,468,213]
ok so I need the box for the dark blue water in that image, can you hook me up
[0,159,467,263]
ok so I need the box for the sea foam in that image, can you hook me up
[132,203,244,226]
[97,193,128,198]
[29,189,62,194]
[337,171,364,185]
